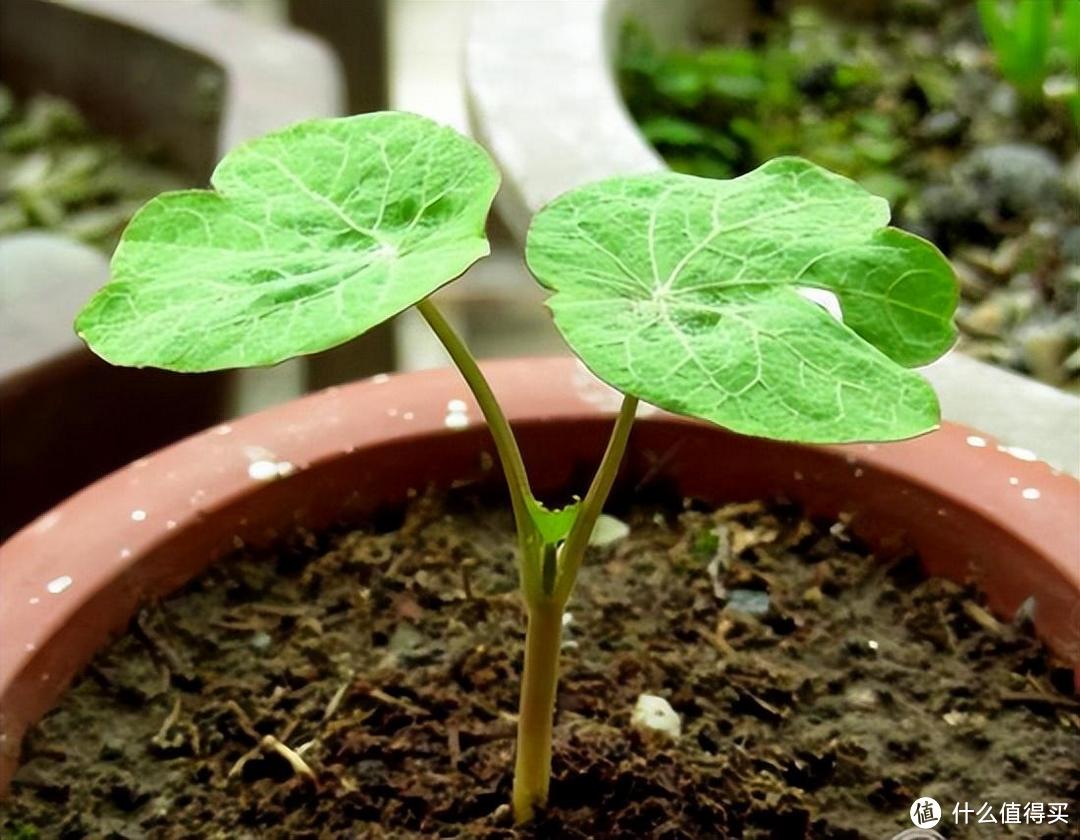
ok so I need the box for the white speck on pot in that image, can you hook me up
[965,435,988,448]
[248,460,295,481]
[132,458,150,469]
[445,399,470,430]
[793,471,804,481]
[387,407,398,417]
[445,411,469,430]
[131,509,147,522]
[999,445,1038,462]
[28,597,40,605]
[40,673,50,682]
[373,373,390,384]
[1009,477,1019,486]
[403,411,415,421]
[32,512,60,533]
[248,460,279,480]
[25,643,35,652]
[854,468,864,478]
[46,575,73,594]
[937,508,947,517]
[120,548,132,559]
[631,694,681,739]
[1021,487,1041,500]
[165,520,177,530]
[213,424,232,436]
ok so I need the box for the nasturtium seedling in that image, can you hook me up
[75,112,957,825]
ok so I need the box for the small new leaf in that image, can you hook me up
[526,158,958,443]
[76,113,499,371]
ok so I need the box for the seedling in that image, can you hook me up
[75,113,957,824]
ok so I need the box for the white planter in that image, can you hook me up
[465,0,1080,475]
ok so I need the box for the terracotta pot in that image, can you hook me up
[1,358,1077,791]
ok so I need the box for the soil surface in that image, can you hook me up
[2,492,1077,839]
[619,0,1080,390]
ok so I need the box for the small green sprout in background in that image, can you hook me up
[691,528,721,561]
[977,0,1080,120]
[75,113,957,825]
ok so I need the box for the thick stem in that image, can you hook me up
[553,395,638,603]
[511,599,563,824]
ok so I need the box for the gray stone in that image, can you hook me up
[956,144,1065,219]
[918,110,967,144]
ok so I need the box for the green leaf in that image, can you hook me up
[524,497,580,546]
[525,157,957,444]
[76,113,498,371]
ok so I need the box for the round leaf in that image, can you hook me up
[526,157,958,443]
[76,113,499,371]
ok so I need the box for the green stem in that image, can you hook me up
[511,598,563,824]
[416,297,535,539]
[553,394,638,604]
[415,300,640,824]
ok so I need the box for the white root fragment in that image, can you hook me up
[262,734,317,783]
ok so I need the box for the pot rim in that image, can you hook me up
[1,357,1077,787]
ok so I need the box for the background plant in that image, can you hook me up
[978,0,1080,119]
[76,112,957,824]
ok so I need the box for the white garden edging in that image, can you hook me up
[465,0,1080,475]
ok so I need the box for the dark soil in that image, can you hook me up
[619,0,1080,391]
[2,492,1077,839]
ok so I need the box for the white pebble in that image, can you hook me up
[631,694,681,739]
